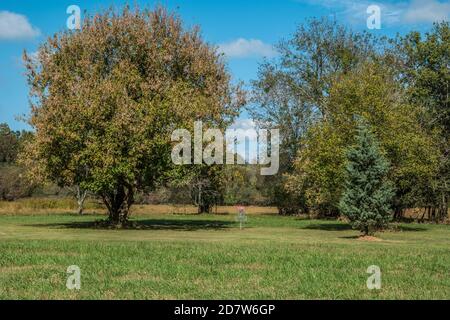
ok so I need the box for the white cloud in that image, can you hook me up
[0,11,40,40]
[299,0,449,26]
[230,118,258,131]
[218,38,277,58]
[403,0,450,23]
[229,119,259,140]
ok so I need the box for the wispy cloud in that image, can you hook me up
[229,119,259,139]
[0,11,40,40]
[403,0,450,23]
[218,38,277,58]
[299,0,449,26]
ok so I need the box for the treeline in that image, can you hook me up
[0,124,35,200]
[0,122,270,210]
[3,7,449,225]
[251,18,449,222]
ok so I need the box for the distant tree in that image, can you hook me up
[222,165,268,206]
[339,121,394,236]
[189,166,223,214]
[21,6,243,226]
[0,123,20,163]
[0,165,36,201]
[0,124,36,201]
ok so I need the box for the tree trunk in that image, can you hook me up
[439,190,448,222]
[198,203,212,214]
[419,207,428,223]
[76,186,88,216]
[102,184,134,226]
[393,207,404,221]
[193,181,214,214]
[363,226,370,237]
[431,207,436,222]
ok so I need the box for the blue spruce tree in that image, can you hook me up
[339,120,394,236]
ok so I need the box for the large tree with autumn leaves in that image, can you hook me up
[21,6,243,226]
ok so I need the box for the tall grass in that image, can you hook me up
[0,197,103,215]
[0,197,278,216]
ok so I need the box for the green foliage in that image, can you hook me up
[396,22,449,220]
[250,17,380,214]
[0,125,35,201]
[339,121,394,236]
[253,18,445,220]
[21,6,242,225]
[222,165,268,206]
[0,124,19,163]
[398,22,449,135]
[188,165,224,214]
[0,123,32,164]
[287,61,440,217]
[7,11,447,222]
[0,164,36,201]
[251,17,379,160]
[286,123,346,216]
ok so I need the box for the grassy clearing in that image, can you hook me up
[0,212,449,300]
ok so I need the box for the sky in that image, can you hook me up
[0,0,449,132]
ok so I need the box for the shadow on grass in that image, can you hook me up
[303,223,353,231]
[24,219,234,232]
[340,236,361,240]
[388,225,428,232]
[303,223,427,233]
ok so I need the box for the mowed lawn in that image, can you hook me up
[0,212,449,300]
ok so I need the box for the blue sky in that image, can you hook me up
[0,0,449,131]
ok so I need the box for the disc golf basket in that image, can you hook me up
[235,205,248,230]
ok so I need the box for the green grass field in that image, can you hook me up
[0,212,449,300]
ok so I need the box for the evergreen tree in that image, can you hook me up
[339,120,394,236]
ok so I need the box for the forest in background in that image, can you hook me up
[0,12,448,225]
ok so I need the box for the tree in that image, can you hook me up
[339,121,394,236]
[222,164,268,206]
[398,22,449,135]
[250,17,379,214]
[0,124,36,201]
[0,164,36,201]
[21,6,242,226]
[67,185,89,215]
[0,124,18,163]
[286,61,440,217]
[286,122,346,217]
[189,166,223,214]
[0,123,32,164]
[396,22,449,221]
